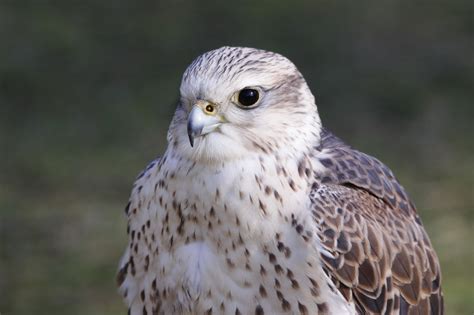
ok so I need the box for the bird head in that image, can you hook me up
[168,46,322,164]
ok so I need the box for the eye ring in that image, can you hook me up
[236,88,260,108]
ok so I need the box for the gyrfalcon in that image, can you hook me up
[117,46,444,315]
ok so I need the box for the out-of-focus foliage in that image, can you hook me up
[0,1,472,314]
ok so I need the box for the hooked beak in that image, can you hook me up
[187,102,222,147]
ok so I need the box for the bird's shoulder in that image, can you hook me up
[314,128,415,216]
[117,157,161,287]
[131,157,162,197]
[310,129,443,314]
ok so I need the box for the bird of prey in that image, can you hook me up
[117,46,443,314]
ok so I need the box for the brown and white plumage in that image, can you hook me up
[117,46,443,314]
[312,129,444,314]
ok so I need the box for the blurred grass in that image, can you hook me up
[1,1,473,314]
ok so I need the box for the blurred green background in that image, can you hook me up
[0,1,472,314]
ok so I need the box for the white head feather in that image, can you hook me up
[168,46,321,164]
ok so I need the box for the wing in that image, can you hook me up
[311,129,444,314]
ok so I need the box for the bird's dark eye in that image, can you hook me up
[238,88,259,107]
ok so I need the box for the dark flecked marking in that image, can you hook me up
[268,253,276,264]
[298,302,308,315]
[281,299,291,311]
[317,303,328,312]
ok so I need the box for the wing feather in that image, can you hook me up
[311,130,444,314]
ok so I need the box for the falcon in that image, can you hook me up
[117,46,444,314]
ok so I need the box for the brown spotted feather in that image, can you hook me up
[311,129,444,314]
